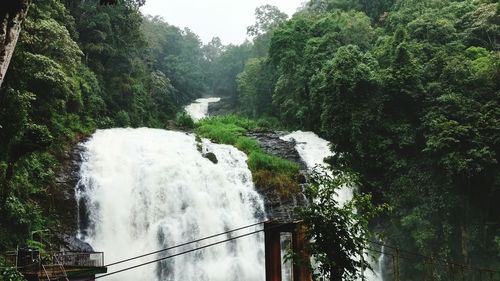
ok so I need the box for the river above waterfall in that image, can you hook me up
[184,97,221,121]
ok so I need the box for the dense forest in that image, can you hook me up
[0,0,499,280]
[231,0,500,278]
[231,0,500,277]
[0,0,211,249]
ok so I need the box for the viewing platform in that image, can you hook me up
[5,249,107,281]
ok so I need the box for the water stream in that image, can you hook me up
[281,131,383,281]
[77,128,265,280]
[184,97,221,121]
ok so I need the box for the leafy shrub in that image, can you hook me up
[0,267,25,281]
[175,112,195,129]
[115,110,131,127]
[235,137,261,152]
[247,151,299,174]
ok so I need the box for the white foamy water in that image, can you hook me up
[281,130,382,281]
[281,130,353,205]
[77,128,265,281]
[184,97,221,121]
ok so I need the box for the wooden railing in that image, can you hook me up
[52,251,104,268]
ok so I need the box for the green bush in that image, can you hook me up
[175,112,195,129]
[196,120,245,144]
[0,267,25,281]
[115,110,131,127]
[256,117,281,130]
[235,137,261,152]
[247,151,299,175]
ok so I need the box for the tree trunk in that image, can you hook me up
[0,0,31,88]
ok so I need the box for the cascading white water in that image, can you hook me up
[77,128,265,281]
[281,131,383,281]
[184,97,221,121]
[281,131,353,205]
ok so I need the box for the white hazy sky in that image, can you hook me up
[140,0,305,45]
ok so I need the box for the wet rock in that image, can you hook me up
[60,235,93,252]
[246,131,306,169]
[203,152,218,164]
[258,184,307,221]
[245,131,310,220]
[54,140,87,233]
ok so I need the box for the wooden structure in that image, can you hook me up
[264,221,312,281]
[6,248,107,281]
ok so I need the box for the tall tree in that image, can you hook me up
[0,0,31,87]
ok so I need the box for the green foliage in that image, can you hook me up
[0,0,498,277]
[207,44,253,104]
[496,236,500,257]
[299,168,386,280]
[0,0,212,251]
[247,152,299,175]
[142,16,208,107]
[247,5,288,37]
[0,267,24,281]
[237,58,275,117]
[174,112,195,129]
[216,0,500,276]
[115,110,131,127]
[267,10,375,129]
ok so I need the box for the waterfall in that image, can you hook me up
[281,131,353,205]
[76,128,265,281]
[281,131,383,281]
[184,97,221,121]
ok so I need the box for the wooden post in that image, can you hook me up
[292,222,312,281]
[265,222,282,281]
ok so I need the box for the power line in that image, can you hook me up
[367,240,500,273]
[105,220,267,267]
[88,221,292,280]
[97,223,499,280]
[89,227,265,280]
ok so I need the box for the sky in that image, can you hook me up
[140,0,305,45]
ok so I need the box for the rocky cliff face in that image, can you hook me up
[54,140,93,251]
[55,144,83,230]
[246,131,308,221]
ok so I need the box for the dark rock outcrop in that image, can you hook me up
[245,131,308,221]
[60,234,93,252]
[257,175,308,221]
[54,140,86,234]
[203,152,218,164]
[246,131,306,168]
